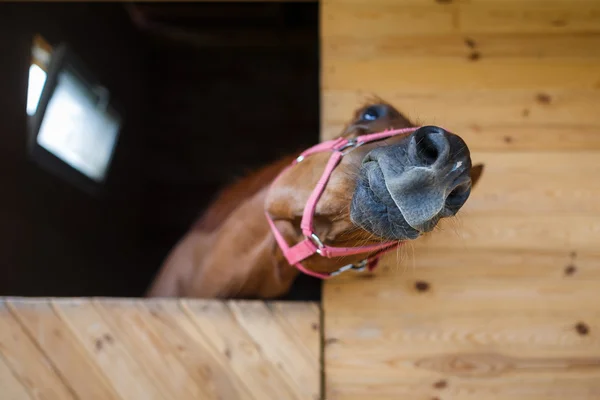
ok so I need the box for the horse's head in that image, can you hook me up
[265,100,484,276]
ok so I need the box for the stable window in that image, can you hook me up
[26,35,122,193]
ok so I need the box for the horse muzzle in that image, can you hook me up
[350,125,473,240]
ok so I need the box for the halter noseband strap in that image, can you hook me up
[265,127,420,279]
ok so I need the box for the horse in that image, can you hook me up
[146,100,484,299]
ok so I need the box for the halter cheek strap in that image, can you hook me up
[265,127,421,279]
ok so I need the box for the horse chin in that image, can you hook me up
[349,164,421,241]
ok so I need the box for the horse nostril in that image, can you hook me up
[447,187,463,206]
[410,126,449,167]
[445,182,471,212]
[418,136,439,166]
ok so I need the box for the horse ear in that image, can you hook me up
[470,163,484,188]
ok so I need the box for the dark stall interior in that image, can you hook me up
[0,2,321,300]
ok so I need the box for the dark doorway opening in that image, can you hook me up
[0,2,322,301]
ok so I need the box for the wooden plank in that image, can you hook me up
[0,299,321,400]
[181,300,312,400]
[323,249,600,400]
[136,300,249,400]
[322,2,457,38]
[461,0,600,35]
[324,33,600,61]
[322,58,600,92]
[325,375,600,400]
[325,249,600,312]
[228,301,320,400]
[6,299,120,400]
[321,0,600,398]
[270,302,321,362]
[327,313,600,367]
[0,302,75,400]
[323,0,600,36]
[0,355,32,400]
[321,90,600,148]
[92,299,215,400]
[0,301,76,400]
[51,299,166,400]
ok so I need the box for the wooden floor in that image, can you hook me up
[321,0,600,399]
[0,298,321,400]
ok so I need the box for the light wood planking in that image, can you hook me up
[0,357,32,400]
[52,299,167,400]
[326,249,600,313]
[324,249,600,400]
[325,33,600,60]
[134,300,248,399]
[228,301,320,400]
[270,302,321,362]
[460,0,600,35]
[94,299,216,399]
[323,59,600,92]
[7,300,121,399]
[322,0,600,35]
[0,298,321,400]
[321,0,600,398]
[182,299,318,400]
[0,302,75,400]
[322,90,600,150]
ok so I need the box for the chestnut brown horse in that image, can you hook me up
[146,100,484,299]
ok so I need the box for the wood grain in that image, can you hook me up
[0,356,32,400]
[321,0,600,398]
[270,302,321,362]
[52,299,166,400]
[0,298,321,400]
[228,301,320,400]
[326,249,600,310]
[182,300,314,400]
[322,90,600,150]
[139,300,248,400]
[0,302,75,400]
[7,300,120,400]
[94,299,221,400]
[325,33,600,61]
[323,0,600,35]
[460,0,600,35]
[323,59,600,92]
[324,249,600,400]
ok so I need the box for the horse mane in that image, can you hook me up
[191,152,299,233]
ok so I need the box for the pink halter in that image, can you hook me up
[265,126,421,279]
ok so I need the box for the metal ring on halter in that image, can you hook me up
[350,259,368,272]
[308,232,324,255]
[330,259,367,277]
[337,138,364,155]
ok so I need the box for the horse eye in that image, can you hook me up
[361,106,380,121]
